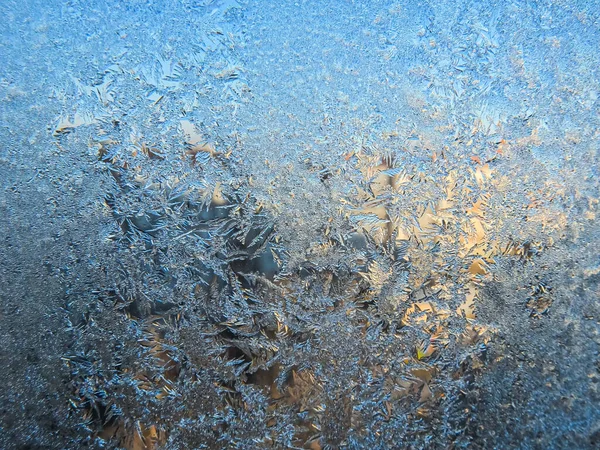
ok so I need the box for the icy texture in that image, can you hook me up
[1,0,599,449]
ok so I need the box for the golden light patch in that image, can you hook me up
[457,284,478,320]
[180,119,218,159]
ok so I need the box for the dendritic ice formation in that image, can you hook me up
[30,1,598,449]
[56,101,580,449]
